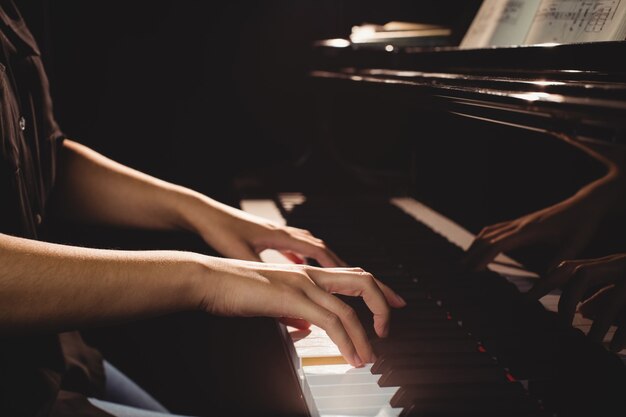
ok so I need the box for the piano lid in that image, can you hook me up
[310,40,626,146]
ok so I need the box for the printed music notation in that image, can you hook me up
[534,0,621,31]
[498,0,534,25]
[461,0,626,48]
[526,0,626,43]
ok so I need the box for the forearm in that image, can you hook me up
[0,232,205,335]
[559,135,626,213]
[53,139,217,231]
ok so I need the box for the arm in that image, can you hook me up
[0,232,405,366]
[53,140,343,266]
[464,136,626,271]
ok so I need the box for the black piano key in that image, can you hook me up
[390,381,527,408]
[378,365,509,386]
[284,195,626,417]
[372,339,480,357]
[388,327,470,340]
[372,352,497,374]
[400,397,542,417]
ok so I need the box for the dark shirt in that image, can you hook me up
[0,1,108,416]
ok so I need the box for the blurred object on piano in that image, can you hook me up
[350,21,453,49]
[461,0,626,49]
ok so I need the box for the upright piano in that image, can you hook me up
[239,36,626,417]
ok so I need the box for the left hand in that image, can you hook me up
[186,197,346,267]
[527,253,626,351]
[182,197,349,330]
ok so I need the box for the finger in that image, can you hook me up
[320,267,406,308]
[310,269,392,338]
[474,221,512,239]
[465,228,518,270]
[546,238,589,273]
[527,261,579,300]
[285,293,365,367]
[238,243,263,262]
[280,251,306,264]
[275,234,346,268]
[578,285,614,319]
[375,278,407,308]
[279,317,311,330]
[303,284,375,363]
[588,281,626,344]
[466,229,533,271]
[559,260,622,325]
[610,324,626,352]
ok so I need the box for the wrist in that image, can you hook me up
[183,252,222,312]
[169,188,219,234]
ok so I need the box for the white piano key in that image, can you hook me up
[241,195,626,415]
[305,364,374,375]
[310,383,399,398]
[316,394,396,410]
[306,370,381,386]
[319,404,402,417]
[305,364,379,387]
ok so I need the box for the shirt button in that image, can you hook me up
[35,214,42,225]
[19,116,26,131]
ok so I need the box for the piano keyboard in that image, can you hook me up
[240,194,626,417]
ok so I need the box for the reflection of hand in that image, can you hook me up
[527,253,626,352]
[186,197,345,267]
[464,135,626,272]
[198,258,406,366]
[464,197,599,271]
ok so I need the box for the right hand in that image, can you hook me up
[196,258,406,367]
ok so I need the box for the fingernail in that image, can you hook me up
[395,293,407,306]
[353,353,364,367]
[381,325,389,338]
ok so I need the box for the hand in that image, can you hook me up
[463,138,625,272]
[463,198,598,271]
[197,258,407,366]
[527,253,626,351]
[185,197,346,267]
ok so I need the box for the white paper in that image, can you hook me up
[525,0,626,44]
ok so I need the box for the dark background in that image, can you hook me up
[13,2,626,415]
[18,0,611,235]
[19,0,481,202]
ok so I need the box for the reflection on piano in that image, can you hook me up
[239,36,626,417]
[243,194,626,417]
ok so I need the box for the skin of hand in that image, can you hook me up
[56,141,348,330]
[196,258,406,366]
[47,141,403,354]
[526,253,626,351]
[179,195,346,267]
[56,140,345,269]
[464,136,626,272]
[0,233,405,367]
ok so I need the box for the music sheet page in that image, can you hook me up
[460,0,542,48]
[525,0,626,44]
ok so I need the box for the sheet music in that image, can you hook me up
[461,0,542,48]
[525,0,626,44]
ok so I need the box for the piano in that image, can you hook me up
[237,35,626,417]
